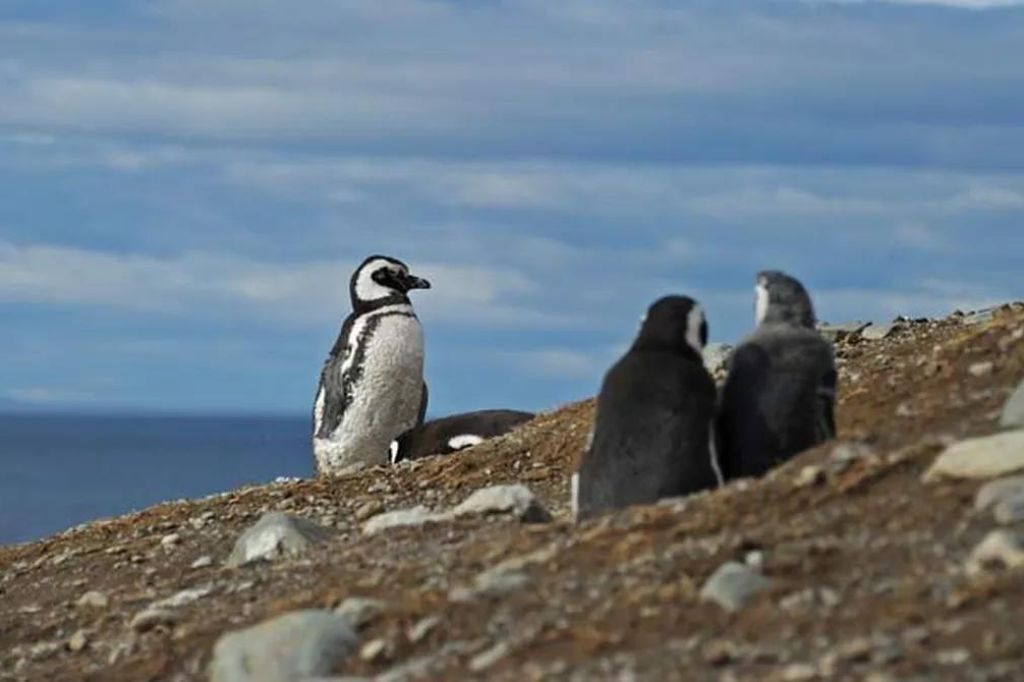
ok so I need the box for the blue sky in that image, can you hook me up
[1,0,1022,416]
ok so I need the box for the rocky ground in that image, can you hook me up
[3,304,1024,682]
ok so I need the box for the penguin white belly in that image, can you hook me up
[315,313,424,474]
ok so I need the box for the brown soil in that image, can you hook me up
[2,305,1024,681]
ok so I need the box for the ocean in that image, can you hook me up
[0,413,312,547]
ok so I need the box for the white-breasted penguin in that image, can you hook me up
[390,409,535,464]
[716,270,837,481]
[313,255,431,476]
[574,296,719,520]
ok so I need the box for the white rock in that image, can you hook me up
[191,555,214,569]
[76,591,109,609]
[1001,380,1024,430]
[151,584,214,610]
[469,642,512,672]
[226,512,331,567]
[407,616,441,644]
[861,323,901,341]
[923,431,1024,483]
[360,638,388,662]
[362,506,439,535]
[130,608,178,632]
[68,630,89,653]
[335,598,387,628]
[967,529,1024,576]
[699,562,772,613]
[974,476,1024,511]
[451,484,551,523]
[209,610,358,682]
[969,361,994,377]
[160,533,181,549]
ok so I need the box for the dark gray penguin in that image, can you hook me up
[574,296,719,520]
[716,270,837,480]
[313,255,431,476]
[389,409,536,464]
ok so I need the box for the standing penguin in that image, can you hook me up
[313,255,431,476]
[716,270,837,481]
[574,296,719,520]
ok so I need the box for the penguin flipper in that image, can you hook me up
[315,314,357,439]
[417,382,429,425]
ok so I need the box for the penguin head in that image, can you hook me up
[633,295,708,358]
[350,255,431,310]
[755,270,816,329]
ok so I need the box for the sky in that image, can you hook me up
[0,0,1022,417]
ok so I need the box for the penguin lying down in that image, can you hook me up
[390,409,536,464]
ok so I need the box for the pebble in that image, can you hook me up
[209,610,359,682]
[966,529,1024,575]
[861,322,902,341]
[451,484,552,523]
[407,616,441,644]
[360,638,388,663]
[130,608,178,632]
[452,570,531,602]
[160,533,181,549]
[226,512,331,567]
[468,641,512,672]
[354,500,384,521]
[67,630,89,653]
[335,597,387,629]
[76,590,109,609]
[935,648,971,666]
[923,430,1024,482]
[191,555,214,569]
[781,663,817,681]
[968,361,994,377]
[1001,380,1024,430]
[794,465,825,488]
[150,584,214,610]
[699,562,772,613]
[362,506,439,535]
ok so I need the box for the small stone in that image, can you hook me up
[794,465,825,488]
[130,608,178,632]
[924,431,1024,482]
[968,361,994,377]
[975,476,1024,512]
[701,640,738,666]
[781,663,817,681]
[360,638,388,663]
[210,611,358,682]
[935,648,971,666]
[700,562,772,613]
[226,512,331,567]
[77,591,109,609]
[362,506,438,535]
[1001,380,1024,430]
[191,555,214,569]
[68,630,89,653]
[335,598,387,628]
[451,484,551,523]
[469,641,511,672]
[407,616,441,644]
[861,323,901,341]
[355,500,384,521]
[160,533,181,548]
[151,584,214,610]
[967,529,1024,575]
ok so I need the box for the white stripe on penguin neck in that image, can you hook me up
[755,283,769,326]
[355,258,401,303]
[685,304,706,356]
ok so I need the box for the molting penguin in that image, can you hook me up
[313,255,431,476]
[716,270,837,481]
[390,409,536,464]
[574,296,719,520]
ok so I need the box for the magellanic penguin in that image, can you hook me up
[574,296,719,520]
[716,270,837,481]
[390,409,535,464]
[313,255,431,476]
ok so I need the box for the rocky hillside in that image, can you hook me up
[2,304,1024,682]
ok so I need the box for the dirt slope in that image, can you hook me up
[2,304,1023,681]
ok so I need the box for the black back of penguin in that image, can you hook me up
[576,296,718,520]
[716,271,837,481]
[391,409,536,463]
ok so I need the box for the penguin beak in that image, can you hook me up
[402,273,431,291]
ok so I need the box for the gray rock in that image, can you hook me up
[362,506,439,535]
[818,321,870,343]
[130,608,178,632]
[966,529,1024,576]
[209,610,358,682]
[226,512,331,567]
[451,484,551,523]
[191,555,214,569]
[923,431,1024,483]
[68,630,89,653]
[407,616,441,644]
[1001,380,1024,430]
[861,322,902,341]
[468,641,512,672]
[151,584,215,610]
[699,562,772,613]
[334,597,387,628]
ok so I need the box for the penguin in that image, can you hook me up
[716,270,837,481]
[389,409,536,464]
[574,295,720,520]
[312,255,431,476]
